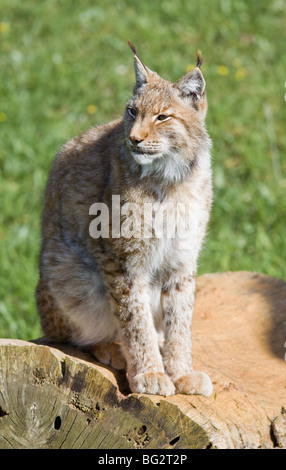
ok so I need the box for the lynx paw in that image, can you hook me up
[129,372,176,397]
[91,342,126,370]
[175,371,213,397]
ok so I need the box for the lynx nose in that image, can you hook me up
[129,135,143,146]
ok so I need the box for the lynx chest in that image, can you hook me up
[119,193,202,277]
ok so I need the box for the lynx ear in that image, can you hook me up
[176,51,206,102]
[128,40,152,88]
[176,68,206,100]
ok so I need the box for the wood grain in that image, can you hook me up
[0,272,285,448]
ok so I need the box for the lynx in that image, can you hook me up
[36,42,213,397]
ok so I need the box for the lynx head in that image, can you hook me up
[124,41,210,183]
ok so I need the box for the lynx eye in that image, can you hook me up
[127,107,136,119]
[157,114,170,122]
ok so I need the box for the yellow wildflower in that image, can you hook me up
[86,104,97,115]
[217,65,229,76]
[0,112,7,122]
[235,67,248,81]
[0,22,10,34]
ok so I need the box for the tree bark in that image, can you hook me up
[0,272,285,449]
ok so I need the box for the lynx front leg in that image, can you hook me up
[161,272,213,397]
[111,274,175,397]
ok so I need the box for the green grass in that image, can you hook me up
[0,0,285,340]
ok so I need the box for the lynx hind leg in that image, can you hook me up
[36,279,73,343]
[90,342,126,370]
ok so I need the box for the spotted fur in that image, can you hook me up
[36,42,213,397]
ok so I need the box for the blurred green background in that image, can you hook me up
[0,0,285,340]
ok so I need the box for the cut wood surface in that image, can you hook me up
[0,271,285,449]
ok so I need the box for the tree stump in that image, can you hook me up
[0,272,285,449]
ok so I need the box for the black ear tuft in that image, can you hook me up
[127,40,152,90]
[196,50,204,69]
[127,40,138,56]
